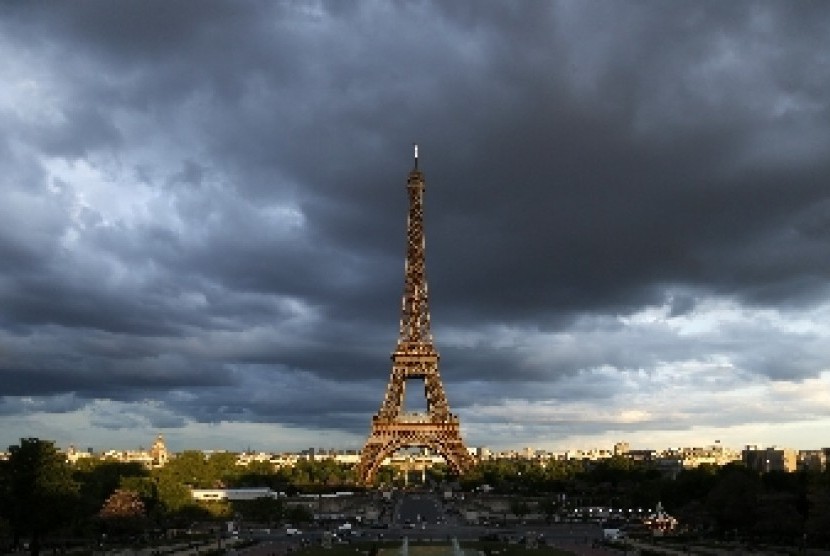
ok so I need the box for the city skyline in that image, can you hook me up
[2,2,830,454]
[0,430,817,470]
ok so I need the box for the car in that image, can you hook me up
[286,528,302,536]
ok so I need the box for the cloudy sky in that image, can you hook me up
[2,1,830,455]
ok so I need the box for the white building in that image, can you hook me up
[191,487,280,501]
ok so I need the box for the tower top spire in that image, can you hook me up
[398,145,432,351]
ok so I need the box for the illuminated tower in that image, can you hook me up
[356,146,474,485]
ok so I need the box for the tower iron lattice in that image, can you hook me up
[355,147,474,485]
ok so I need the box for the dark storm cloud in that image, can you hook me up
[2,1,830,448]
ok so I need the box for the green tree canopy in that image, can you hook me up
[73,460,149,519]
[0,438,79,556]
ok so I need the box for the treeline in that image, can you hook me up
[3,439,830,554]
[0,438,360,556]
[459,456,830,547]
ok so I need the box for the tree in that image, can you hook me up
[120,476,162,521]
[100,488,147,519]
[375,466,395,487]
[806,476,830,548]
[151,469,192,514]
[753,492,803,544]
[284,505,313,524]
[236,461,289,491]
[0,438,79,556]
[231,497,283,525]
[425,462,448,485]
[206,452,241,487]
[706,465,760,537]
[160,451,212,488]
[98,489,148,537]
[73,460,149,520]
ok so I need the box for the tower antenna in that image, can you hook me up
[413,143,419,169]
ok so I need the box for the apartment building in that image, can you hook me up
[742,445,798,472]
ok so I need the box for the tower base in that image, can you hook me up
[356,418,475,485]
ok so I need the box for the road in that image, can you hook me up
[394,492,445,527]
[217,492,609,556]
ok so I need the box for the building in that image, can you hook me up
[661,443,741,469]
[65,445,94,464]
[191,487,279,501]
[149,434,169,467]
[94,434,170,469]
[742,445,797,473]
[565,448,614,461]
[101,449,154,467]
[798,448,830,472]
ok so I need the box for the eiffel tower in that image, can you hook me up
[356,146,474,485]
